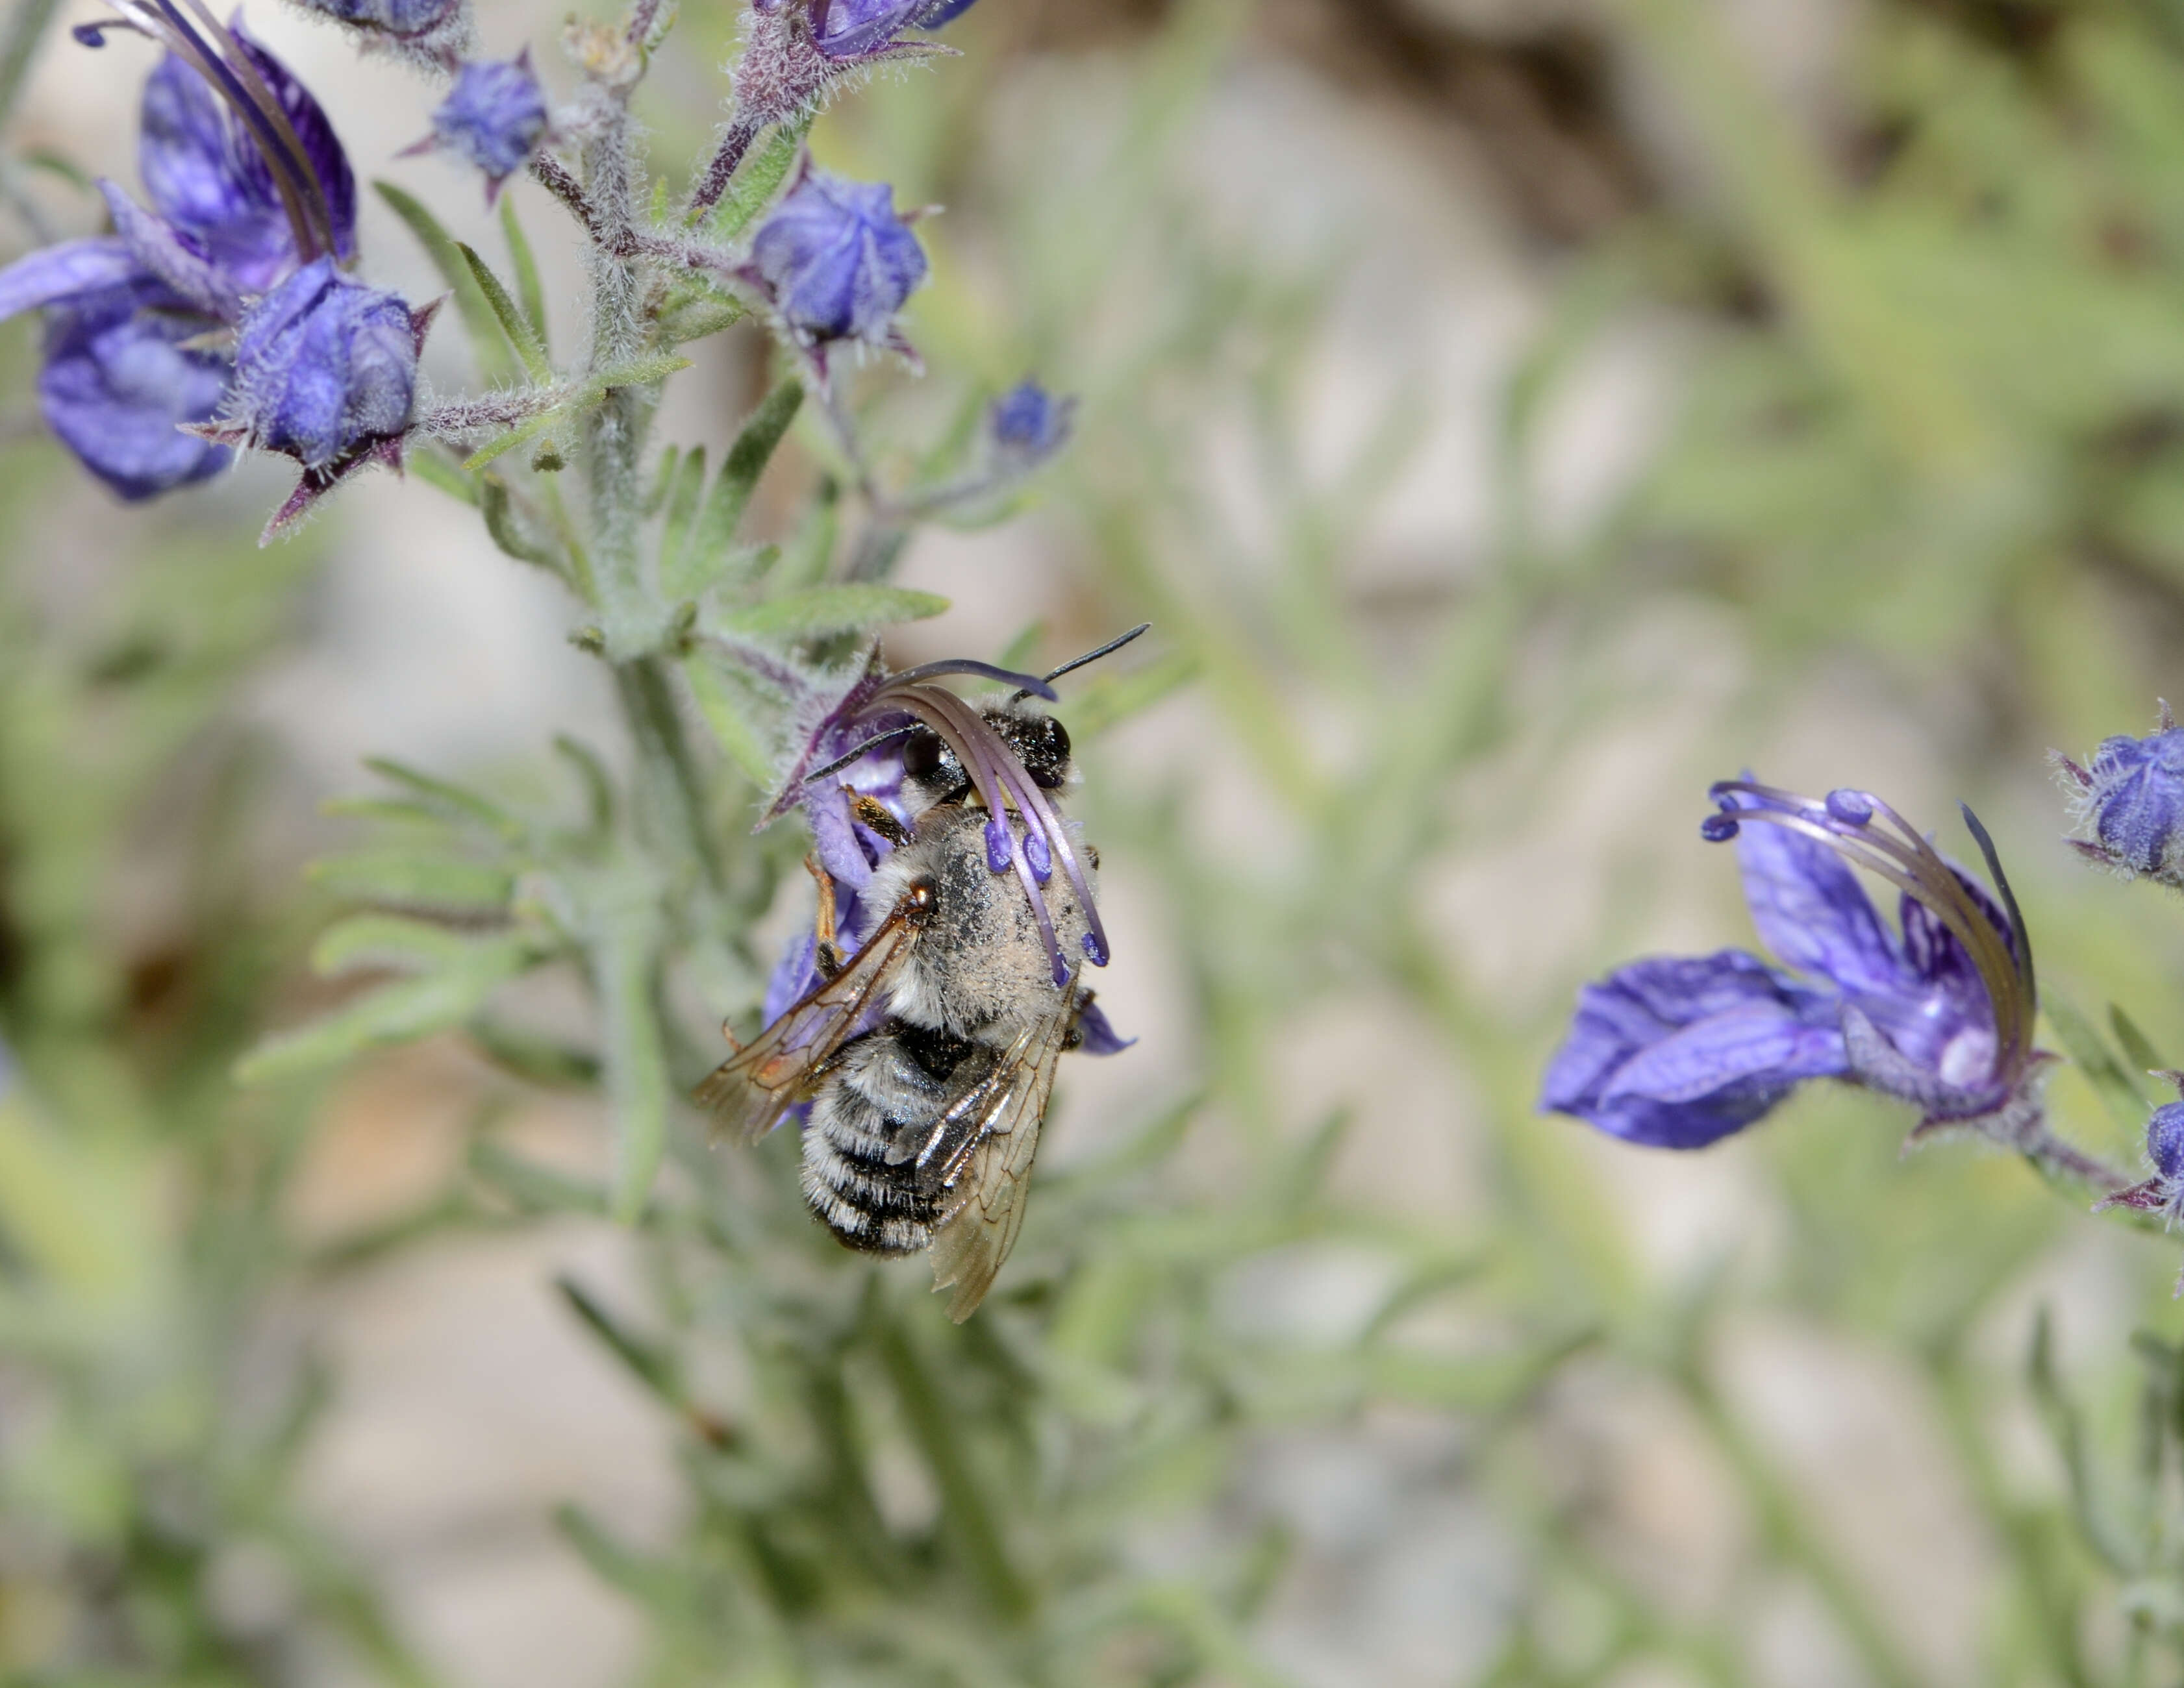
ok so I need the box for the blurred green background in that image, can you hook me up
[11,0,2184,1683]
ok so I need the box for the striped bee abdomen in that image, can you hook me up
[799,1022,990,1256]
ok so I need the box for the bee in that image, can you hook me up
[698,627,1146,1320]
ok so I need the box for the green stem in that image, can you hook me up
[872,1313,1032,1622]
[1675,1362,1927,1688]
[615,658,726,898]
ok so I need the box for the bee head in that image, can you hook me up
[900,704,1072,815]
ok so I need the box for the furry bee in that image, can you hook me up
[697,629,1143,1320]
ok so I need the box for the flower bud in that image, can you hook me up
[2060,710,2184,885]
[809,0,980,59]
[288,0,464,42]
[429,55,548,199]
[986,379,1074,470]
[226,258,420,470]
[747,165,927,349]
[2152,1099,2184,1185]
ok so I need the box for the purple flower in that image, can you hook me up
[807,0,979,59]
[38,277,234,498]
[0,20,357,499]
[747,163,927,353]
[425,54,549,200]
[1541,781,2042,1149]
[988,379,1075,469]
[2057,705,2184,886]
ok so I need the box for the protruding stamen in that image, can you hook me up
[985,815,1012,873]
[1023,825,1051,882]
[1700,813,1739,842]
[118,0,335,264]
[1705,780,2037,1087]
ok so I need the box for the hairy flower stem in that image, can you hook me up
[577,80,655,658]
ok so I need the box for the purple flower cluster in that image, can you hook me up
[0,10,426,527]
[1542,781,2042,1150]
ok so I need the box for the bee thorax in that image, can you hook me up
[866,804,1096,1039]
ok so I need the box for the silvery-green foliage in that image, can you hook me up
[18,0,2184,1683]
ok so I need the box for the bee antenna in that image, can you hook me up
[1010,623,1151,702]
[804,724,918,785]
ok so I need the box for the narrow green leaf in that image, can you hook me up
[657,444,707,588]
[553,734,616,836]
[308,850,515,911]
[642,444,681,519]
[2113,1004,2167,1080]
[461,405,562,472]
[479,472,560,571]
[466,1023,603,1093]
[693,380,802,567]
[655,283,744,347]
[558,1276,677,1398]
[712,584,948,643]
[320,796,454,831]
[703,116,811,240]
[373,179,514,383]
[236,931,538,1086]
[553,1504,680,1606]
[363,757,525,839]
[471,1139,605,1211]
[597,353,692,388]
[312,912,485,975]
[455,240,551,382]
[498,191,549,359]
[2049,995,2149,1134]
[682,654,778,787]
[776,487,839,588]
[408,447,478,505]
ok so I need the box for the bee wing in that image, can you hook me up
[925,1001,1075,1322]
[694,900,925,1145]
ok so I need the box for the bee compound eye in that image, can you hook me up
[902,728,944,779]
[1025,714,1072,787]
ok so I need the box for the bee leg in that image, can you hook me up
[844,788,910,847]
[804,854,846,980]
